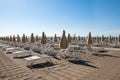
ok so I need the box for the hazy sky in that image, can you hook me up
[0,0,120,37]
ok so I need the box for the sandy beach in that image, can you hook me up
[0,47,120,80]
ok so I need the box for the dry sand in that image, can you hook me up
[0,48,120,80]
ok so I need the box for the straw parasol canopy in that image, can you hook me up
[13,35,16,42]
[78,35,81,41]
[22,34,26,43]
[118,34,120,43]
[26,36,28,42]
[109,35,112,43]
[6,36,9,42]
[60,30,68,49]
[31,33,35,44]
[86,32,92,46]
[10,35,12,42]
[5,37,7,41]
[54,34,57,43]
[67,33,71,44]
[17,34,20,42]
[36,35,39,42]
[41,32,47,46]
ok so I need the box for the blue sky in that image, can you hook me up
[0,0,120,37]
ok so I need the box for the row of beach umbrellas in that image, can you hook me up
[0,31,120,49]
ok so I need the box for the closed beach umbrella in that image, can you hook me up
[78,35,81,41]
[86,32,92,46]
[10,35,12,42]
[60,30,68,49]
[5,36,7,41]
[36,35,39,42]
[67,33,71,44]
[41,32,47,46]
[17,34,20,42]
[31,33,35,44]
[7,36,9,42]
[109,35,112,43]
[13,35,16,42]
[22,34,26,43]
[54,34,57,43]
[26,36,28,42]
[118,34,120,44]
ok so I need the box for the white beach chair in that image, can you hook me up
[24,55,52,67]
[5,47,17,54]
[13,50,32,58]
[6,47,15,50]
[0,44,6,48]
[24,56,41,67]
[2,46,11,50]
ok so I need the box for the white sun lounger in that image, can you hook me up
[0,44,6,48]
[2,46,11,49]
[6,47,15,51]
[24,56,41,67]
[4,47,16,54]
[13,50,32,58]
[24,55,52,67]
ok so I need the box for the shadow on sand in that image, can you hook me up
[92,53,120,58]
[13,55,32,59]
[97,50,108,53]
[69,60,98,68]
[28,62,55,69]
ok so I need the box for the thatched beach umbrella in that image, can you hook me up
[6,36,9,42]
[22,34,26,43]
[31,33,35,44]
[109,35,112,43]
[78,35,81,41]
[10,35,12,42]
[60,30,68,49]
[5,36,7,41]
[17,34,20,42]
[94,37,96,42]
[41,32,47,46]
[86,32,92,46]
[26,36,29,42]
[54,34,57,43]
[67,33,71,44]
[13,35,16,42]
[118,34,120,44]
[36,35,39,42]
